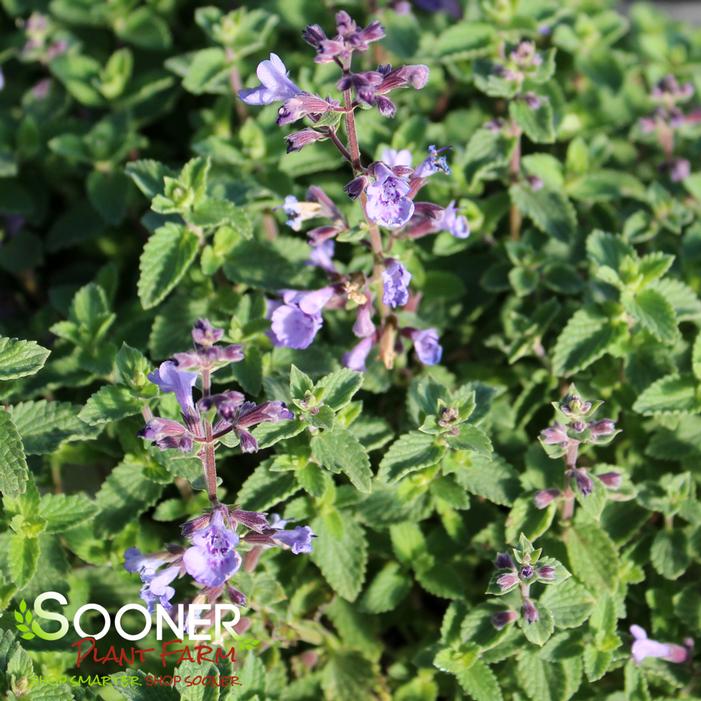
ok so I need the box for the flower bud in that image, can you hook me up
[491,610,518,630]
[540,424,568,445]
[536,565,556,581]
[573,468,593,496]
[534,488,560,509]
[522,598,539,624]
[495,552,514,569]
[598,471,622,489]
[589,419,616,437]
[496,572,519,592]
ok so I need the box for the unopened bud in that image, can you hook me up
[491,610,518,630]
[534,488,560,509]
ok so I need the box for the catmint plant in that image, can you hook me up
[239,11,469,369]
[536,385,620,518]
[126,319,314,616]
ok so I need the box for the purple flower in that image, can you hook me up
[519,565,534,579]
[343,336,375,371]
[496,572,519,592]
[382,260,411,308]
[534,488,560,509]
[183,510,241,588]
[410,328,443,365]
[139,417,193,453]
[366,163,414,228]
[572,468,593,496]
[669,158,691,182]
[139,565,179,613]
[353,300,376,338]
[239,53,301,106]
[589,419,616,437]
[344,175,368,200]
[382,148,412,167]
[413,145,451,179]
[281,195,321,231]
[437,201,469,239]
[192,319,224,347]
[286,128,326,153]
[495,552,514,569]
[630,625,690,664]
[522,598,539,624]
[277,94,337,126]
[307,240,336,274]
[536,565,556,582]
[599,471,622,489]
[269,287,334,349]
[0,68,4,92]
[271,525,315,554]
[148,361,198,419]
[540,424,568,445]
[491,610,518,630]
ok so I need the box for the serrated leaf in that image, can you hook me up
[564,521,619,593]
[434,645,501,701]
[583,645,613,682]
[517,650,567,701]
[312,510,367,601]
[650,529,689,580]
[378,431,446,483]
[451,453,519,506]
[0,411,28,497]
[7,534,39,588]
[509,97,555,143]
[633,374,701,416]
[79,385,143,425]
[520,603,555,646]
[251,419,306,449]
[510,184,576,242]
[552,309,620,376]
[38,493,98,533]
[622,288,679,344]
[9,401,93,454]
[310,427,372,493]
[540,578,594,629]
[237,460,300,511]
[321,650,376,701]
[94,459,164,535]
[359,562,411,613]
[0,337,50,380]
[138,223,199,309]
[316,369,363,411]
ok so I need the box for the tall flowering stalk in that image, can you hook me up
[126,320,314,619]
[536,385,620,519]
[239,11,469,370]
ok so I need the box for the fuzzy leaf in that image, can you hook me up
[38,494,98,533]
[622,288,680,345]
[79,385,143,425]
[510,184,577,242]
[138,223,199,309]
[9,401,93,454]
[378,431,446,483]
[311,427,372,493]
[650,529,689,580]
[0,337,50,380]
[564,521,619,593]
[7,534,39,588]
[0,411,28,497]
[633,374,701,416]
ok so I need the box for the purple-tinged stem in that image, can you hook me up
[200,368,219,505]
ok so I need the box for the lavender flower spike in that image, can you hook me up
[271,525,315,554]
[148,361,198,419]
[239,53,301,106]
[269,287,335,350]
[382,259,411,308]
[183,509,242,588]
[366,163,414,229]
[630,625,690,664]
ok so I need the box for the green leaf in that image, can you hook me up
[315,369,363,411]
[378,431,446,483]
[79,385,143,425]
[359,562,411,613]
[310,427,372,493]
[650,529,689,580]
[251,419,306,449]
[237,460,300,511]
[633,374,701,416]
[650,278,701,321]
[138,223,199,310]
[94,460,164,535]
[433,22,495,60]
[38,494,98,534]
[311,509,367,601]
[434,645,501,701]
[321,650,376,701]
[509,97,555,143]
[552,308,620,376]
[564,521,619,593]
[540,578,594,629]
[0,337,50,380]
[583,645,613,682]
[445,424,493,454]
[450,453,519,506]
[622,288,680,345]
[517,650,567,701]
[505,497,556,543]
[126,159,175,199]
[520,603,555,646]
[7,534,39,588]
[9,401,93,454]
[0,411,28,497]
[510,184,577,242]
[568,171,646,202]
[87,170,131,225]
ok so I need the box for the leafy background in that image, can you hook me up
[1,0,701,699]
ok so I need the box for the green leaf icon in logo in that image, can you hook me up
[14,599,52,641]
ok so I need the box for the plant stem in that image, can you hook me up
[509,129,522,240]
[200,368,219,505]
[226,49,248,123]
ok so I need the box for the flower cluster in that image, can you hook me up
[125,506,314,613]
[487,534,568,631]
[640,74,695,182]
[140,319,292,455]
[535,386,620,512]
[239,11,469,370]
